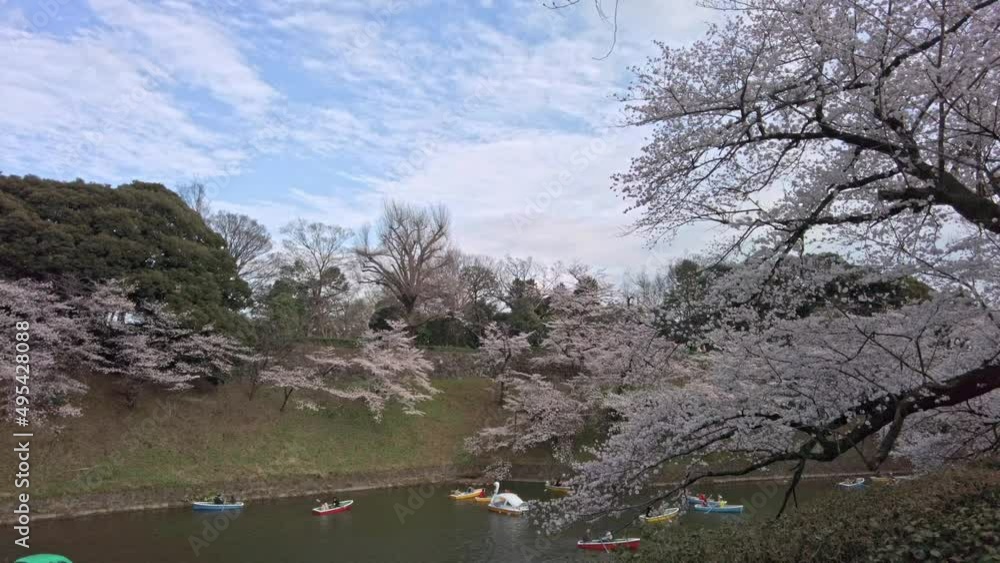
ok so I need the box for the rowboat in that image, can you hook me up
[691,503,743,513]
[870,476,896,484]
[837,477,866,488]
[639,507,680,524]
[544,481,573,495]
[487,493,530,516]
[449,488,484,500]
[312,500,353,516]
[475,481,500,503]
[192,501,244,511]
[686,495,726,507]
[577,538,641,551]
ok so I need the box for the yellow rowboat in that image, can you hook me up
[639,507,680,524]
[872,474,916,484]
[475,482,500,503]
[544,481,573,495]
[448,488,484,500]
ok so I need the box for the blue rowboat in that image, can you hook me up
[192,501,245,511]
[691,503,743,514]
[837,477,866,489]
[687,496,726,507]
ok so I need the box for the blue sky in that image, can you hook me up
[1,0,718,276]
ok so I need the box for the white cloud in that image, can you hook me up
[0,26,240,182]
[243,127,710,277]
[2,0,719,274]
[87,0,278,117]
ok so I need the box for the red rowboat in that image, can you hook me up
[312,500,354,516]
[577,538,641,551]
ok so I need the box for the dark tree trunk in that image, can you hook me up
[280,388,294,412]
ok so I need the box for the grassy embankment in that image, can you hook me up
[19,373,527,516]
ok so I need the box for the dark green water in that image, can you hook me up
[8,479,851,562]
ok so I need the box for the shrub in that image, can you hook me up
[626,464,1000,563]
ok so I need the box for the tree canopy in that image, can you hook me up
[0,174,250,332]
[472,0,1000,531]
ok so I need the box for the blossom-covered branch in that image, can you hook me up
[260,322,438,420]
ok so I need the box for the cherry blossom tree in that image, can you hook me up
[0,280,93,421]
[79,282,251,408]
[259,365,325,412]
[468,280,691,463]
[477,322,533,404]
[260,322,438,420]
[1,280,250,418]
[331,322,439,419]
[482,0,1000,530]
[609,0,1000,474]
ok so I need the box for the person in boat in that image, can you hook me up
[698,493,708,506]
[601,531,613,542]
[645,505,654,517]
[332,496,340,507]
[554,478,563,487]
[214,493,225,505]
[714,494,726,506]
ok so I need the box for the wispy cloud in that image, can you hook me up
[89,0,278,116]
[1,0,718,273]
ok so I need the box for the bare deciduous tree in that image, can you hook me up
[279,219,353,335]
[355,201,453,322]
[210,211,273,282]
[622,269,670,309]
[459,254,501,331]
[495,256,547,310]
[177,182,211,219]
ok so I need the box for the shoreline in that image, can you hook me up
[7,465,891,524]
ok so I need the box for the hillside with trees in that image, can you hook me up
[0,174,249,333]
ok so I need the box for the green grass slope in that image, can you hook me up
[29,377,497,498]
